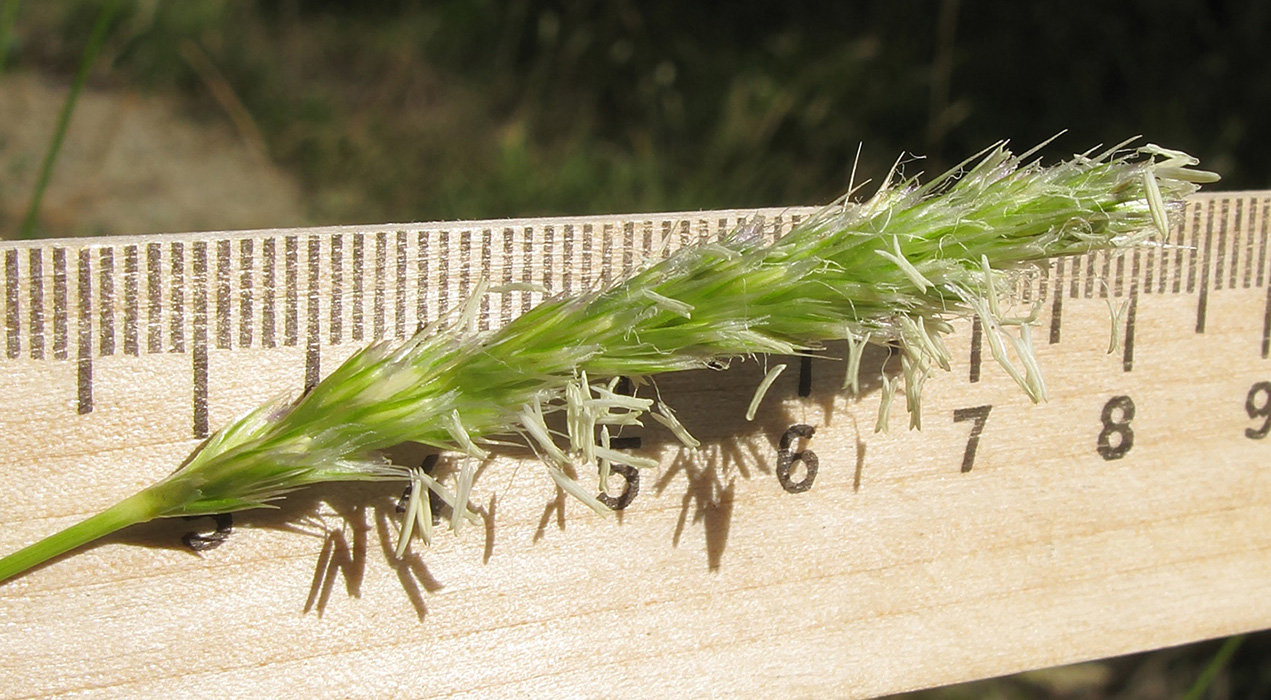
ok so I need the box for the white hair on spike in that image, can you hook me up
[1106,295,1130,354]
[597,425,612,493]
[446,410,489,460]
[458,276,489,335]
[747,363,788,421]
[875,373,898,433]
[642,289,694,318]
[901,352,931,430]
[651,400,700,449]
[844,331,872,394]
[546,465,611,515]
[394,466,424,558]
[451,460,475,534]
[876,236,934,291]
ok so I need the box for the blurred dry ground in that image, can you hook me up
[0,72,306,237]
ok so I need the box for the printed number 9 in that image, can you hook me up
[1097,395,1135,461]
[1245,381,1271,439]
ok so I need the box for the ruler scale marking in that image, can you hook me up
[351,234,364,342]
[1123,249,1140,372]
[145,243,161,354]
[97,247,114,357]
[395,231,407,340]
[479,230,492,331]
[76,249,92,415]
[499,228,513,327]
[600,223,614,290]
[543,225,554,294]
[418,231,432,331]
[969,316,982,382]
[192,242,208,437]
[216,240,231,350]
[305,236,321,393]
[582,223,595,289]
[239,239,255,349]
[53,247,68,361]
[1186,201,1201,294]
[562,224,574,295]
[622,222,634,279]
[460,230,473,317]
[28,248,44,360]
[1236,198,1248,288]
[1197,199,1215,333]
[284,236,299,347]
[440,230,452,318]
[329,235,342,345]
[1049,256,1065,344]
[1255,200,1265,288]
[373,231,386,340]
[123,245,139,356]
[261,238,277,349]
[520,226,532,314]
[1214,199,1228,291]
[5,249,17,359]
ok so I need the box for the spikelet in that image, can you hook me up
[0,141,1219,582]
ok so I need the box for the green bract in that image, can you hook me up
[0,141,1218,583]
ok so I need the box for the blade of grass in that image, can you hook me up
[0,0,18,78]
[17,0,122,240]
[1182,634,1245,700]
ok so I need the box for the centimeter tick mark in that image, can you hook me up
[969,316,983,382]
[1123,250,1140,372]
[1197,198,1215,333]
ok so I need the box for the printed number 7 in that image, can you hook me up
[953,405,992,473]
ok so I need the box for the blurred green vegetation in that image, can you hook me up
[1,2,1270,696]
[5,0,1269,231]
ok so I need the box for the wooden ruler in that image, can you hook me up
[0,192,1269,699]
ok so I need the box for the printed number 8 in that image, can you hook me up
[1097,395,1135,461]
[1245,381,1271,439]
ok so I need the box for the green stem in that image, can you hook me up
[1182,634,1245,700]
[17,0,121,239]
[0,487,164,583]
[0,0,19,79]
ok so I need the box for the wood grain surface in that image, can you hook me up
[0,194,1269,699]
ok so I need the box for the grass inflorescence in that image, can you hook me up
[0,141,1217,583]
